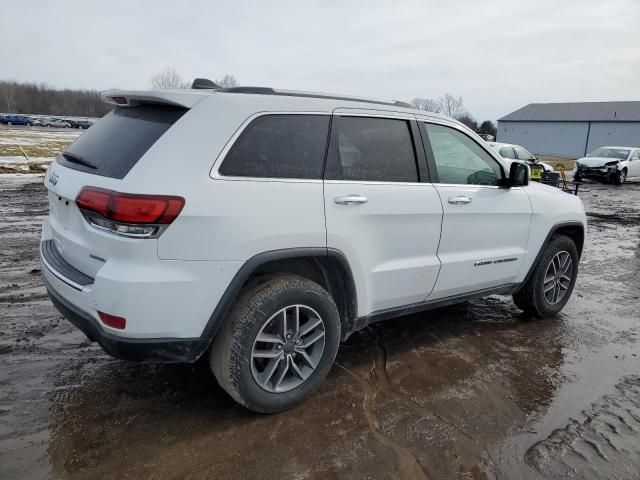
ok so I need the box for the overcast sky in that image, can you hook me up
[2,0,639,121]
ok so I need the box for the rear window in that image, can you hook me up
[58,105,186,179]
[219,114,330,179]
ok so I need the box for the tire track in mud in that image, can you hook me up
[335,361,430,480]
[524,377,640,479]
[335,326,499,479]
[370,328,499,477]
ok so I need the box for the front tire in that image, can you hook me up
[513,234,579,317]
[210,275,341,413]
[612,169,627,185]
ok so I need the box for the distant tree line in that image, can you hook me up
[412,93,497,138]
[0,80,111,117]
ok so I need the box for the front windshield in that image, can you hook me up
[588,147,630,160]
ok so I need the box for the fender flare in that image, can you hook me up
[520,221,585,287]
[199,247,357,342]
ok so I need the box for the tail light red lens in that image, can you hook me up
[76,187,185,224]
[98,311,126,330]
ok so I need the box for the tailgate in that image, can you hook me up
[42,101,190,278]
[43,163,139,278]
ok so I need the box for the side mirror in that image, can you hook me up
[509,162,529,187]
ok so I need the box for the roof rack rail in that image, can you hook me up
[217,86,415,109]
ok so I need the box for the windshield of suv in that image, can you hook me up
[588,147,630,160]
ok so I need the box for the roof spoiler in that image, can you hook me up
[101,90,209,109]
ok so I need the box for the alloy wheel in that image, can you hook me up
[251,305,326,393]
[543,251,573,305]
[620,170,627,184]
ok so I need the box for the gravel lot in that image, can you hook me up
[0,176,639,479]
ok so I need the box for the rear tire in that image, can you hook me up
[210,275,341,413]
[513,234,579,317]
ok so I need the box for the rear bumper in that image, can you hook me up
[43,275,209,362]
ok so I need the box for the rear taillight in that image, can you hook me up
[76,187,185,238]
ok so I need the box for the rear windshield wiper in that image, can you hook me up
[61,152,97,169]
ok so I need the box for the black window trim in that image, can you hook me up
[211,111,333,183]
[324,113,425,184]
[416,119,508,186]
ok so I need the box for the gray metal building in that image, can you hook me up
[497,101,640,158]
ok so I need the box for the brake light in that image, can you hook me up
[111,96,128,105]
[98,311,126,329]
[76,187,184,238]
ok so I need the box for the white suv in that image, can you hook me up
[41,85,587,412]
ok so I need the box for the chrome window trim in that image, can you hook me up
[332,109,416,121]
[324,179,426,187]
[209,111,331,183]
[211,110,423,183]
[209,109,512,185]
[430,183,522,190]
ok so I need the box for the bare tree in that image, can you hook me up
[438,93,466,119]
[215,74,239,88]
[412,97,441,113]
[150,67,189,90]
[0,80,111,117]
[0,81,17,112]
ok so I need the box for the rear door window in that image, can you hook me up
[219,114,330,179]
[325,116,418,182]
[59,105,187,179]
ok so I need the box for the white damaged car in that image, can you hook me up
[574,146,640,185]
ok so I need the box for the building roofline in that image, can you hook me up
[499,100,640,122]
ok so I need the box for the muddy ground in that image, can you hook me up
[0,176,639,480]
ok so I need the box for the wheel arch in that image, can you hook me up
[200,248,358,346]
[521,221,585,286]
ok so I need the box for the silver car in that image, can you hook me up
[42,118,71,128]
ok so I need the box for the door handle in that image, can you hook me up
[334,195,368,205]
[448,195,472,205]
